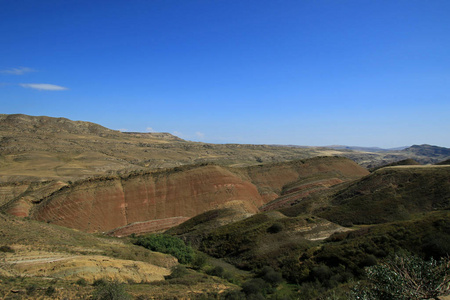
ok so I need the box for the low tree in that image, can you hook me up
[133,234,194,264]
[92,280,131,300]
[353,254,450,300]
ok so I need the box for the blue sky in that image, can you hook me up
[1,0,449,148]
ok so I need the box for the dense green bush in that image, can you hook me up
[26,284,38,295]
[352,254,450,300]
[242,278,270,296]
[165,265,189,279]
[267,222,284,234]
[92,280,131,300]
[223,290,246,300]
[76,278,88,286]
[45,286,56,297]
[258,266,283,287]
[191,251,208,270]
[93,278,109,286]
[0,245,15,253]
[206,265,225,277]
[133,234,195,264]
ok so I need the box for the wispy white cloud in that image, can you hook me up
[173,131,184,138]
[118,128,128,132]
[19,83,68,91]
[146,127,155,132]
[1,67,36,75]
[195,132,205,139]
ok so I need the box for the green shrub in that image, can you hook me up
[260,266,283,287]
[92,280,132,300]
[76,278,88,286]
[45,286,56,296]
[267,222,284,234]
[165,265,189,279]
[192,252,208,270]
[242,278,270,296]
[0,245,14,253]
[311,264,332,282]
[133,234,194,264]
[247,293,266,300]
[352,254,450,300]
[206,266,225,278]
[223,290,246,300]
[26,284,38,295]
[93,278,109,286]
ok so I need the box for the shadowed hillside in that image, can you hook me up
[369,158,421,172]
[403,144,450,158]
[317,166,450,226]
[170,210,350,270]
[436,158,450,165]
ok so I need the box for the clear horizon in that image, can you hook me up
[1,1,449,148]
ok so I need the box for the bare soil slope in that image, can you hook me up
[0,156,370,238]
[30,164,264,233]
[0,212,176,284]
[6,157,365,235]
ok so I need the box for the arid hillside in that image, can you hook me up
[317,165,450,225]
[1,114,449,299]
[241,156,368,203]
[0,212,241,299]
[2,114,448,183]
[0,114,343,182]
[272,165,450,226]
[30,164,264,233]
[1,156,368,235]
[0,212,176,294]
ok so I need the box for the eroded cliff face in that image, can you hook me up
[31,165,264,233]
[21,157,370,235]
[0,181,68,217]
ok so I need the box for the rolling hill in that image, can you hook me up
[1,156,368,236]
[1,114,449,184]
[1,113,449,299]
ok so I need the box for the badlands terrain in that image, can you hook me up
[0,114,449,299]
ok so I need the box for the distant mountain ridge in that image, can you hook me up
[326,145,408,152]
[402,144,450,157]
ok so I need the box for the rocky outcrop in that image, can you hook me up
[31,165,264,233]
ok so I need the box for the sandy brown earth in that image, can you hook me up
[1,250,171,283]
[0,213,177,284]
